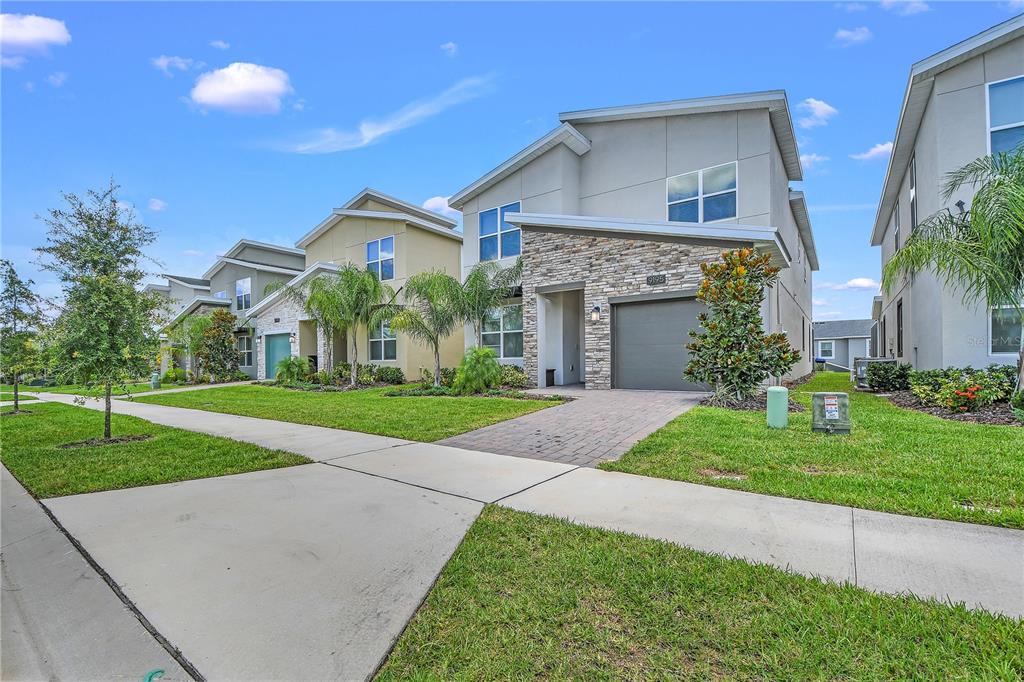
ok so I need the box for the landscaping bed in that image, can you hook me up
[700,392,806,412]
[602,372,1024,528]
[378,507,1022,680]
[0,402,307,497]
[885,389,1021,426]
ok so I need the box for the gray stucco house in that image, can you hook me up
[449,90,818,390]
[811,319,875,372]
[870,15,1023,370]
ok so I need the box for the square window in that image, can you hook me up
[500,230,521,258]
[480,235,499,262]
[989,77,1024,129]
[384,339,397,360]
[481,333,501,351]
[502,305,523,331]
[667,162,738,224]
[991,307,1022,354]
[367,261,380,279]
[667,172,698,203]
[482,310,501,333]
[500,202,520,230]
[703,191,737,222]
[703,164,737,195]
[668,200,699,223]
[480,208,499,236]
[380,259,394,281]
[380,236,394,258]
[366,240,379,262]
[992,126,1024,155]
[503,332,523,359]
[819,341,834,359]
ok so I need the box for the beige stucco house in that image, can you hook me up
[449,91,817,390]
[870,15,1023,370]
[247,189,464,381]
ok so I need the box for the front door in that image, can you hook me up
[264,333,291,380]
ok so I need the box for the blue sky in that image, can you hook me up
[3,1,1022,321]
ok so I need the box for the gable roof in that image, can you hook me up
[223,239,304,259]
[294,209,463,249]
[560,90,803,182]
[870,14,1024,245]
[788,190,819,271]
[163,295,231,331]
[447,123,593,210]
[342,188,457,229]
[244,261,341,318]
[163,274,210,289]
[202,256,304,281]
[812,319,875,339]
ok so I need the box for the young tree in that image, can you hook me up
[265,274,346,374]
[196,309,240,382]
[36,182,162,439]
[168,313,213,382]
[458,258,522,345]
[391,271,461,386]
[685,249,800,403]
[883,150,1024,391]
[332,264,397,386]
[0,260,45,412]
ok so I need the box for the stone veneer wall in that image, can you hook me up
[521,229,723,389]
[253,297,304,381]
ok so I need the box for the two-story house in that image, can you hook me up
[247,189,464,381]
[159,240,305,378]
[870,15,1023,370]
[449,91,817,390]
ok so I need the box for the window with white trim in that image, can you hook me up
[479,202,521,262]
[237,335,253,367]
[369,321,397,361]
[817,340,834,359]
[908,156,917,231]
[990,306,1023,355]
[989,76,1024,154]
[235,277,252,310]
[367,237,395,281]
[482,304,523,358]
[667,162,737,223]
[893,198,901,251]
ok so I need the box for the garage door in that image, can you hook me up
[612,297,708,391]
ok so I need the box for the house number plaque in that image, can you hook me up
[646,274,667,286]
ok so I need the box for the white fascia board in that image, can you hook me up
[202,256,303,281]
[295,211,343,249]
[341,188,457,228]
[813,335,872,340]
[870,15,1024,245]
[244,261,341,318]
[448,123,592,210]
[164,276,210,291]
[163,295,231,330]
[144,283,171,292]
[560,90,802,181]
[295,210,462,249]
[506,212,791,267]
[788,190,820,271]
[223,238,304,259]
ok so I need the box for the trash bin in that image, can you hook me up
[150,372,161,390]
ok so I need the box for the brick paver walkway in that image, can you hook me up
[438,386,704,467]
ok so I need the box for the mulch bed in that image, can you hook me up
[59,434,155,449]
[700,393,806,413]
[1,409,34,416]
[886,390,1021,426]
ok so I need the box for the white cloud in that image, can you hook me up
[209,39,230,50]
[2,55,26,68]
[797,98,838,129]
[881,0,930,15]
[813,298,830,307]
[46,71,66,87]
[1,14,70,68]
[850,141,893,160]
[801,153,829,170]
[190,62,294,114]
[148,198,168,212]
[151,55,193,77]
[817,277,880,291]
[440,41,458,57]
[285,75,493,154]
[835,26,872,46]
[422,196,460,221]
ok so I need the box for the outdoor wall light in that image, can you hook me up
[289,332,297,343]
[590,305,601,322]
[256,335,262,344]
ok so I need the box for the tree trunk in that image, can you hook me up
[103,382,112,440]
[473,320,482,348]
[12,377,19,412]
[1017,342,1023,393]
[350,336,358,387]
[433,345,441,387]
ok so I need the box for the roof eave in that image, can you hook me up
[342,187,458,229]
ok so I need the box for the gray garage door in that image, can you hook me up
[612,297,708,391]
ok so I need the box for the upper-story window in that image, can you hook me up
[989,76,1024,154]
[367,237,395,281]
[667,162,737,223]
[235,277,251,310]
[908,156,917,231]
[893,199,901,250]
[479,202,521,262]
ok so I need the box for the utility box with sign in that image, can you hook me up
[811,392,851,435]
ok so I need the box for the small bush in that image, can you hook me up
[331,362,352,385]
[453,347,502,395]
[1011,391,1024,422]
[866,362,911,391]
[231,370,250,382]
[357,363,378,385]
[385,385,452,397]
[275,356,309,384]
[375,366,406,385]
[908,364,1016,411]
[499,364,529,389]
[421,367,455,388]
[162,368,186,384]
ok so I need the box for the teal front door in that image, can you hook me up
[265,334,291,380]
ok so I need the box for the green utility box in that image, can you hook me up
[766,386,789,429]
[150,372,161,390]
[811,392,851,435]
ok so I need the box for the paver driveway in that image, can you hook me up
[438,386,703,466]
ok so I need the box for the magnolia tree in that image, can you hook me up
[37,182,163,440]
[685,248,800,403]
[196,309,240,382]
[0,260,45,412]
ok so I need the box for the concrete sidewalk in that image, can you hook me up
[1,466,191,681]
[119,380,252,398]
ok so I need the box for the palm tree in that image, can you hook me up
[390,271,461,386]
[882,150,1024,390]
[266,275,346,374]
[458,258,522,345]
[334,264,397,386]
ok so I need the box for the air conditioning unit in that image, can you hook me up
[852,357,895,390]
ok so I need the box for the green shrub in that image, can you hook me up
[865,362,911,391]
[1011,391,1024,422]
[500,364,529,388]
[357,363,378,385]
[421,367,455,387]
[909,364,1015,411]
[331,362,352,385]
[385,385,452,397]
[375,366,405,385]
[275,356,309,384]
[453,347,502,395]
[162,367,186,383]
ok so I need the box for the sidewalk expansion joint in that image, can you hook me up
[850,508,859,586]
[491,466,582,505]
[318,461,488,505]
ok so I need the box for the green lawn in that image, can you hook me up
[0,402,308,497]
[135,384,558,442]
[378,507,1022,680]
[1,393,37,401]
[35,382,183,397]
[603,372,1024,528]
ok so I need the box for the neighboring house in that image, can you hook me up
[449,90,817,390]
[811,319,875,372]
[870,15,1023,369]
[247,189,464,381]
[145,273,211,310]
[160,240,305,378]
